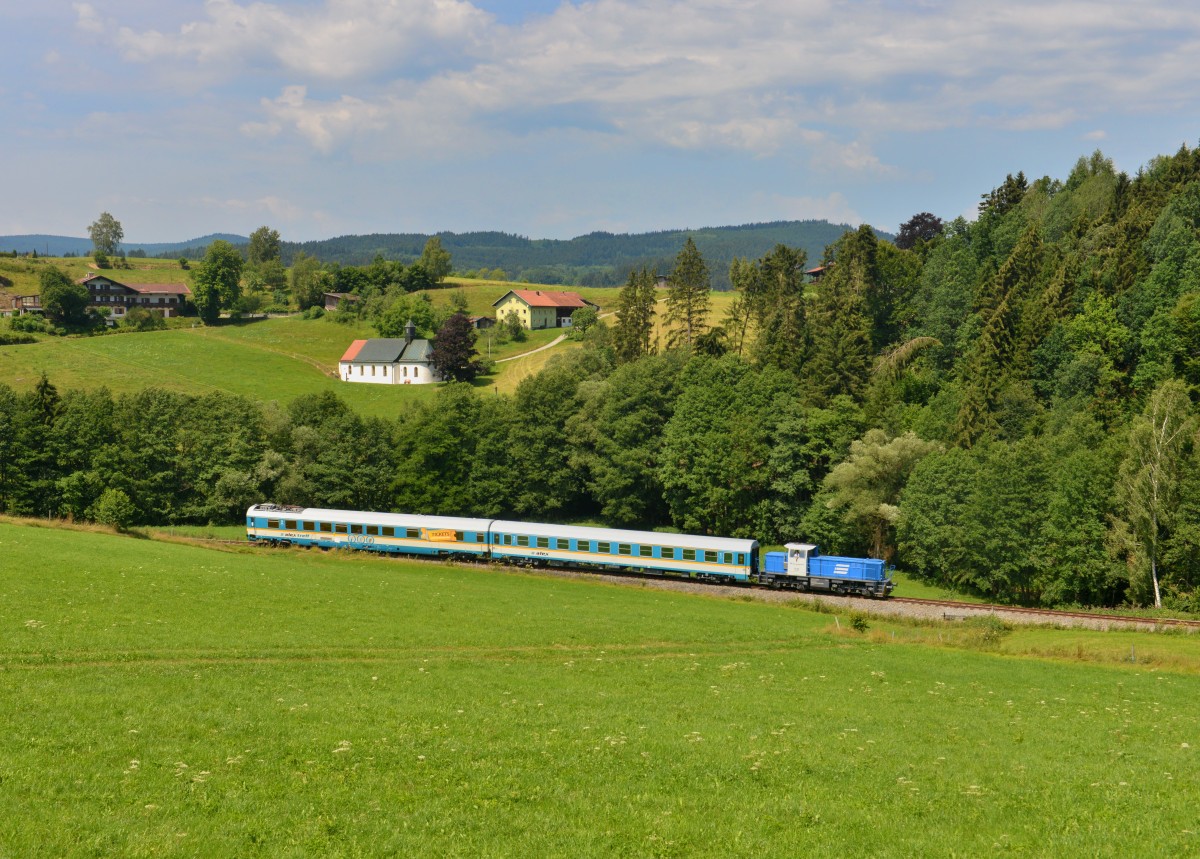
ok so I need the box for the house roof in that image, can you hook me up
[77,273,190,296]
[128,282,191,296]
[339,338,434,364]
[492,289,595,309]
[324,292,360,302]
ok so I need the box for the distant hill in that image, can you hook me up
[0,233,248,257]
[1,220,893,289]
[284,220,892,289]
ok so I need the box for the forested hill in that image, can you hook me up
[283,220,883,289]
[0,233,247,257]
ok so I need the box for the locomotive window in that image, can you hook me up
[517,535,530,547]
[319,522,333,533]
[285,520,297,530]
[366,526,379,536]
[597,541,611,554]
[639,545,653,557]
[618,544,632,555]
[536,537,549,548]
[662,547,675,560]
[406,528,421,539]
[266,519,280,529]
[682,549,696,561]
[381,527,395,537]
[335,524,348,534]
[303,521,315,531]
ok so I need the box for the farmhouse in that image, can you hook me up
[492,289,598,330]
[324,292,361,312]
[78,273,191,319]
[1,294,41,316]
[339,321,440,385]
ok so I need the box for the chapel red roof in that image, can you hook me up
[340,339,368,362]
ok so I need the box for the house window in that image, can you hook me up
[403,366,408,377]
[371,365,376,377]
[383,366,388,377]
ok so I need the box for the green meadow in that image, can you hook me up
[2,520,1197,856]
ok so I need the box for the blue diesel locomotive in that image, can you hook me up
[246,504,893,597]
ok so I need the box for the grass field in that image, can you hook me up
[3,519,1198,856]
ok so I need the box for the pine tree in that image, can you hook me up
[664,238,711,349]
[614,268,657,363]
[805,254,873,403]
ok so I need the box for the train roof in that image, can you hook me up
[248,505,491,532]
[490,519,758,551]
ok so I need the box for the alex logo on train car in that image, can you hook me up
[424,528,457,542]
[348,533,376,545]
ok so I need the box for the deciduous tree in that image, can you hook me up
[431,312,485,382]
[88,212,124,256]
[191,240,244,324]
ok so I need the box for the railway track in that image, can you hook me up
[215,536,1200,630]
[890,596,1200,630]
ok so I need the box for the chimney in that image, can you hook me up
[404,319,416,346]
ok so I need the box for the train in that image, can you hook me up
[245,503,895,598]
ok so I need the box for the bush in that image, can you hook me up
[91,488,136,531]
[0,331,37,345]
[10,314,51,334]
[301,306,325,320]
[121,307,167,331]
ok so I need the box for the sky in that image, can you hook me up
[4,0,1200,244]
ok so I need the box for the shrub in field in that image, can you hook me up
[91,488,136,531]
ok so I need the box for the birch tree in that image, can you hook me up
[1118,380,1195,607]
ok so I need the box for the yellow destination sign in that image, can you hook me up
[425,528,458,543]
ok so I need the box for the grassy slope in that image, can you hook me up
[2,520,1198,857]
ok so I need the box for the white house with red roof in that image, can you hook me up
[77,273,192,319]
[492,289,599,329]
[339,321,440,385]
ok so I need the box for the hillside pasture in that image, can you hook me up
[2,519,1198,856]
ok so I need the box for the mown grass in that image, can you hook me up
[2,520,1198,857]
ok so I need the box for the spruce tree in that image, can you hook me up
[664,238,711,349]
[614,268,657,363]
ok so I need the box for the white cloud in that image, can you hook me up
[99,0,1200,163]
[1083,129,1108,140]
[73,2,105,34]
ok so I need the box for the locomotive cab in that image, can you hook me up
[785,543,816,577]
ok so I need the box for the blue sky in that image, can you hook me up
[5,1,1200,243]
